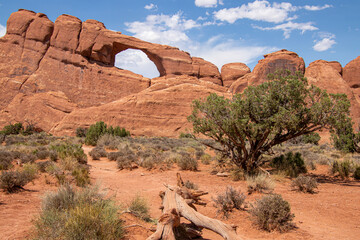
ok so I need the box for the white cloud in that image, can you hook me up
[0,24,6,37]
[125,12,200,46]
[254,21,318,39]
[190,37,278,69]
[115,49,159,78]
[195,0,218,8]
[313,33,336,52]
[144,3,158,11]
[304,4,332,11]
[214,0,297,24]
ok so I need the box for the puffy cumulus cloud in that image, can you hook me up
[125,12,200,46]
[195,0,223,8]
[214,0,297,24]
[254,21,318,39]
[0,24,6,37]
[313,33,336,52]
[189,36,278,69]
[304,4,332,11]
[115,49,159,78]
[144,3,158,11]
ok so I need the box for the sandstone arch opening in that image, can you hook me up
[114,49,160,79]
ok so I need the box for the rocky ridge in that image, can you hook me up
[0,9,360,137]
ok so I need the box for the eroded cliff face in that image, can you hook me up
[1,9,360,136]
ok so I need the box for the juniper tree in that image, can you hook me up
[188,70,351,173]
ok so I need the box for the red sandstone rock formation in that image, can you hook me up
[221,63,251,88]
[1,9,360,137]
[229,49,305,93]
[305,60,360,124]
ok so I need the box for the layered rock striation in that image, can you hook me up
[1,9,360,136]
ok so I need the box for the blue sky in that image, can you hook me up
[0,0,359,78]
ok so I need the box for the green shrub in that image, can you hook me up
[22,163,39,182]
[330,160,353,179]
[291,175,318,193]
[128,195,151,222]
[34,184,124,239]
[177,155,198,171]
[0,170,31,193]
[84,121,108,146]
[97,134,120,150]
[36,150,50,160]
[20,153,36,164]
[200,153,212,165]
[354,166,360,180]
[179,132,193,139]
[246,174,275,194]
[213,186,246,217]
[84,121,130,146]
[250,194,295,232]
[51,143,87,164]
[291,132,321,145]
[2,122,24,135]
[271,152,307,177]
[75,127,87,137]
[72,166,90,187]
[0,151,14,170]
[89,147,107,160]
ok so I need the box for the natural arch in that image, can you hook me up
[114,49,160,78]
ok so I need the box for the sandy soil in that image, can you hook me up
[0,145,359,240]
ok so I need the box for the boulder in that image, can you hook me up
[229,49,305,93]
[221,63,250,88]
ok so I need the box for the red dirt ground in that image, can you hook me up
[0,145,359,239]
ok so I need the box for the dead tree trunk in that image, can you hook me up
[147,173,243,240]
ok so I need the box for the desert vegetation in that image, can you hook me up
[1,71,360,240]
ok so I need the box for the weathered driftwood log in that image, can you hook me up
[147,173,242,240]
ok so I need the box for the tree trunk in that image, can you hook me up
[147,174,243,240]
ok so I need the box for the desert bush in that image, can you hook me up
[85,121,130,146]
[116,155,135,170]
[49,150,58,161]
[353,166,360,180]
[71,166,90,187]
[184,180,198,190]
[247,174,275,194]
[179,132,193,138]
[11,151,21,159]
[291,175,318,193]
[22,163,39,182]
[97,134,120,149]
[107,151,122,161]
[36,150,50,160]
[213,186,246,217]
[51,143,87,164]
[0,150,14,170]
[271,152,307,177]
[37,161,53,173]
[200,153,212,165]
[20,153,36,164]
[89,147,107,160]
[291,132,321,145]
[330,160,353,179]
[0,170,31,193]
[34,184,124,239]
[128,195,151,221]
[230,168,245,181]
[250,194,295,232]
[75,127,87,137]
[1,122,24,135]
[177,155,198,171]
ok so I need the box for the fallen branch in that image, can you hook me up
[147,173,243,240]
